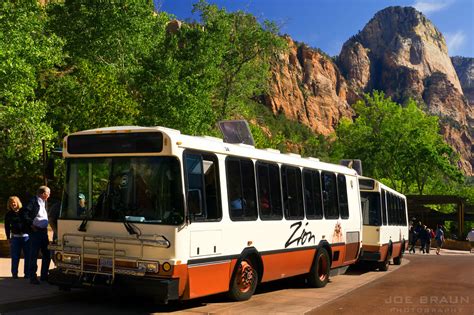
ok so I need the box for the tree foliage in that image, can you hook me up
[193,0,286,119]
[0,1,62,197]
[335,91,463,194]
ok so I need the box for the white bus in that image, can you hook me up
[49,125,362,303]
[358,177,408,270]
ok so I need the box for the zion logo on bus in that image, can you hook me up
[285,221,316,248]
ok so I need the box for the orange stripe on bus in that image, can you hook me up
[261,248,316,282]
[186,262,232,299]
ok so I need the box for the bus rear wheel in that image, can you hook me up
[393,243,404,265]
[308,248,330,288]
[227,259,258,301]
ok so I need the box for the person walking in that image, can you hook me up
[466,228,474,253]
[4,196,30,279]
[24,186,51,284]
[435,224,445,255]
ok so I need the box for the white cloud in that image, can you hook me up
[412,0,453,14]
[445,31,466,55]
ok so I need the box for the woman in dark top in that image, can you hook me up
[4,196,30,279]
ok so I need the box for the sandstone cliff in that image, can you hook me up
[452,56,474,107]
[264,37,354,136]
[335,6,472,174]
[264,6,472,174]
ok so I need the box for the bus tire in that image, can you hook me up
[227,258,258,301]
[378,245,392,271]
[308,247,330,288]
[393,242,404,265]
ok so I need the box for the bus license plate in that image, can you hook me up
[99,258,113,268]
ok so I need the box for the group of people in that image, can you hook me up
[4,186,52,284]
[408,220,445,255]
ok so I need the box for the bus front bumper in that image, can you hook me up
[48,268,179,303]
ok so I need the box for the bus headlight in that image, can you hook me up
[62,254,81,264]
[138,261,159,273]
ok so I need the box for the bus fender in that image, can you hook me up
[232,247,264,284]
[387,240,393,260]
[316,240,333,266]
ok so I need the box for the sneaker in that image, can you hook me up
[30,278,41,285]
[40,276,48,282]
[12,275,18,279]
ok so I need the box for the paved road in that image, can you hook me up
[3,253,473,314]
[313,254,474,315]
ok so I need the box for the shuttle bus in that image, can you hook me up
[358,177,408,271]
[49,125,362,302]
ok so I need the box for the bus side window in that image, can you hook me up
[256,162,283,220]
[322,171,339,219]
[303,169,323,220]
[226,157,257,221]
[337,174,349,219]
[184,151,222,222]
[381,189,387,225]
[281,165,304,220]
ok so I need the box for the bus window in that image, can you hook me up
[337,174,349,219]
[62,157,184,225]
[389,193,395,225]
[256,162,282,220]
[360,192,381,226]
[281,165,304,220]
[226,158,258,221]
[303,169,323,220]
[184,151,222,222]
[322,171,339,219]
[381,189,387,225]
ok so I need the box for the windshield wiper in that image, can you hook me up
[123,218,140,235]
[78,213,90,232]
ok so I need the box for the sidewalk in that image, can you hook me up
[0,258,77,313]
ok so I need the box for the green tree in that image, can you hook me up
[0,1,63,198]
[193,0,286,119]
[138,21,220,134]
[335,91,462,194]
[44,1,168,138]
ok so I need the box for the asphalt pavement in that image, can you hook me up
[0,248,471,314]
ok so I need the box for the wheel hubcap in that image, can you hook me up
[237,261,254,293]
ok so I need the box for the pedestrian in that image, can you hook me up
[425,228,433,254]
[435,224,445,255]
[4,196,30,279]
[419,225,427,253]
[23,186,51,284]
[408,224,416,253]
[466,228,474,253]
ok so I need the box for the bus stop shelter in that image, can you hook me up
[406,195,473,239]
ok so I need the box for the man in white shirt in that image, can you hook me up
[24,186,51,284]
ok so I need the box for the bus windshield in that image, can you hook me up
[360,191,381,226]
[61,156,184,225]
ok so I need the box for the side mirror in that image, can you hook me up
[187,189,203,216]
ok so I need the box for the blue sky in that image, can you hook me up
[155,0,473,57]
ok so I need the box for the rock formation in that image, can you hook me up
[452,56,474,106]
[338,6,472,174]
[264,6,472,174]
[264,36,354,136]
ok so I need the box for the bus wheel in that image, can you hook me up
[227,259,258,301]
[393,241,405,265]
[378,252,391,271]
[393,250,403,265]
[308,248,330,288]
